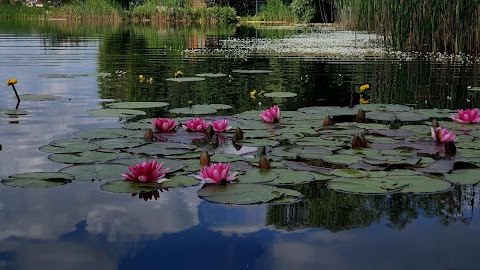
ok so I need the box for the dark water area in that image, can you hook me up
[0,21,480,270]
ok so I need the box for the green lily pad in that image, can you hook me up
[106,102,169,109]
[196,73,227,77]
[166,77,206,82]
[123,121,152,130]
[0,110,29,116]
[100,180,161,193]
[87,109,146,117]
[293,137,345,148]
[211,154,246,163]
[39,139,99,154]
[263,92,297,98]
[197,183,284,205]
[396,111,429,122]
[327,177,401,194]
[355,104,412,112]
[363,155,421,167]
[237,170,278,184]
[125,143,196,156]
[298,106,357,117]
[232,69,272,74]
[48,151,118,164]
[330,169,372,178]
[388,175,452,194]
[169,106,217,115]
[92,138,148,150]
[74,128,141,140]
[322,154,363,166]
[445,168,480,185]
[268,169,314,185]
[161,175,199,188]
[203,104,233,110]
[365,111,396,122]
[18,94,61,101]
[2,172,74,188]
[416,109,457,119]
[59,163,128,181]
[267,188,304,204]
[239,139,279,147]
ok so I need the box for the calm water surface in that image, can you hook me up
[0,21,480,270]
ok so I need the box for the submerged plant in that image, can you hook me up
[121,160,169,183]
[152,118,178,132]
[208,119,232,132]
[431,127,456,143]
[260,105,280,123]
[195,162,238,184]
[183,118,208,132]
[451,109,480,124]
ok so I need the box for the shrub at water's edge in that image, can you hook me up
[130,4,236,24]
[0,5,48,20]
[248,0,295,23]
[51,0,123,21]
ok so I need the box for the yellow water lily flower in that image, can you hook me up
[359,84,370,92]
[259,90,265,96]
[188,100,193,108]
[138,75,145,82]
[6,78,17,86]
[147,78,154,84]
[175,71,184,78]
[250,90,257,99]
[359,97,369,104]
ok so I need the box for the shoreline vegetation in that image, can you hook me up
[1,0,479,55]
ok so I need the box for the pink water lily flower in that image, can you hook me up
[152,118,178,132]
[451,108,480,124]
[431,127,456,143]
[208,119,232,132]
[121,160,169,183]
[195,162,238,184]
[183,118,208,132]
[260,105,281,123]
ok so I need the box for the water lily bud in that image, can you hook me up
[357,133,367,147]
[205,125,215,139]
[356,108,366,119]
[435,128,442,143]
[257,145,266,157]
[351,134,363,148]
[211,133,219,148]
[232,127,244,142]
[188,100,193,108]
[233,142,243,151]
[6,78,17,86]
[431,119,440,128]
[445,141,456,154]
[144,128,154,141]
[323,114,333,126]
[199,150,210,166]
[259,156,271,170]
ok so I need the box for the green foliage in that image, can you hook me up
[0,4,47,20]
[253,0,295,22]
[290,0,316,22]
[52,0,123,20]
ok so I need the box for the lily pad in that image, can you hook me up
[87,109,146,117]
[169,106,217,115]
[166,77,206,82]
[197,183,284,205]
[232,69,272,74]
[322,154,363,166]
[2,172,74,188]
[268,169,315,185]
[445,168,480,185]
[267,188,304,204]
[106,102,169,109]
[39,139,99,154]
[125,143,196,156]
[355,104,412,112]
[327,177,401,195]
[100,180,160,193]
[237,170,278,184]
[263,92,297,98]
[18,94,61,101]
[161,175,199,188]
[123,121,152,130]
[388,175,452,194]
[298,106,357,117]
[196,73,226,77]
[92,138,148,150]
[0,110,29,116]
[74,128,141,140]
[59,163,128,181]
[48,151,118,164]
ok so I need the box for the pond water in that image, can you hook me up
[1,21,480,270]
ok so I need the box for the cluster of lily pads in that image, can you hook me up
[4,71,480,205]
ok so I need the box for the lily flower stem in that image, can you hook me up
[11,85,20,103]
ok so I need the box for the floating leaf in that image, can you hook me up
[59,163,128,181]
[2,172,74,188]
[445,168,480,185]
[48,151,118,164]
[365,111,396,122]
[204,104,233,110]
[328,177,400,194]
[74,128,141,140]
[169,106,217,115]
[211,153,246,163]
[298,106,357,116]
[196,73,227,77]
[268,169,315,185]
[263,92,297,98]
[39,139,99,154]
[415,159,454,174]
[268,188,303,204]
[125,143,196,156]
[363,155,421,167]
[92,138,148,150]
[18,94,61,101]
[237,170,278,184]
[123,121,152,130]
[87,109,146,117]
[197,183,284,205]
[166,77,206,82]
[100,180,160,193]
[0,110,29,116]
[330,169,372,178]
[161,175,199,188]
[238,139,279,147]
[322,154,363,165]
[106,102,169,109]
[389,175,452,194]
[396,111,429,122]
[355,104,412,112]
[232,69,272,74]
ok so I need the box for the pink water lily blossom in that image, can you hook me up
[431,127,456,143]
[195,162,238,184]
[152,118,178,132]
[451,108,480,124]
[183,118,208,132]
[260,105,281,123]
[121,160,169,183]
[208,119,232,132]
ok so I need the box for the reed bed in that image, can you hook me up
[51,0,123,21]
[130,4,236,24]
[0,5,47,20]
[336,0,480,54]
[250,0,296,22]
